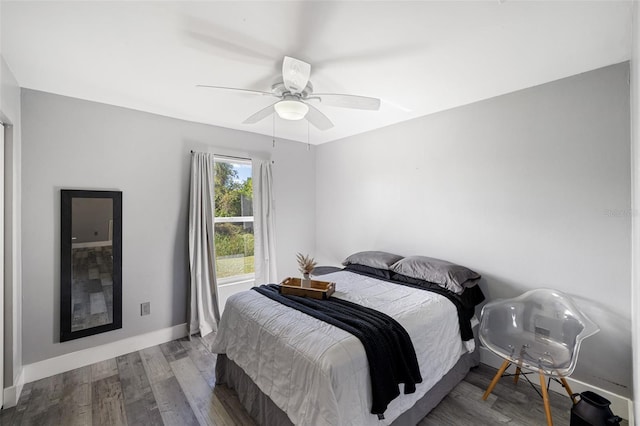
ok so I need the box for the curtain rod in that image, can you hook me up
[190,150,251,162]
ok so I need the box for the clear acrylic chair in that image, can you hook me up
[479,289,599,426]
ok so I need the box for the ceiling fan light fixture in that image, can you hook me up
[274,99,309,120]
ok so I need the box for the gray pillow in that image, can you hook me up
[390,256,480,294]
[342,251,404,270]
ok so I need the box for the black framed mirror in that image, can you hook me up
[61,190,122,342]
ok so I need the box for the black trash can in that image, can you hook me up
[570,391,622,426]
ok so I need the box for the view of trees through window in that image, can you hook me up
[214,159,254,281]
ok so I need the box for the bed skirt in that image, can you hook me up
[215,347,480,425]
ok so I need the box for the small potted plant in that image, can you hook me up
[297,253,317,288]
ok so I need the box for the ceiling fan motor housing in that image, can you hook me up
[272,81,314,99]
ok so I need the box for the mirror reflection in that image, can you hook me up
[71,198,114,331]
[61,190,122,342]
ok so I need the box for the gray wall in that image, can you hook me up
[21,89,316,364]
[1,54,22,390]
[315,63,632,397]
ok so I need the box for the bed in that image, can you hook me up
[212,254,484,426]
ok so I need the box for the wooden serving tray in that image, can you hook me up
[279,277,335,300]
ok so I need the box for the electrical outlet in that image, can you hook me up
[141,302,150,316]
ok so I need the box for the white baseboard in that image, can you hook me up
[72,240,112,249]
[19,323,188,394]
[480,347,633,424]
[3,368,25,408]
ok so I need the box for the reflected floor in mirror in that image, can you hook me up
[71,246,113,332]
[3,334,626,426]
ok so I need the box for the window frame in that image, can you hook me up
[213,156,255,285]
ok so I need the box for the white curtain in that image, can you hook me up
[188,152,220,337]
[253,159,278,284]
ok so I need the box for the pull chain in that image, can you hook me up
[272,114,276,148]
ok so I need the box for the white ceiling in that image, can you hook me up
[2,1,633,144]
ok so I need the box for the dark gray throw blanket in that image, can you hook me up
[252,284,422,419]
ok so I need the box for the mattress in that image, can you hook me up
[211,270,475,425]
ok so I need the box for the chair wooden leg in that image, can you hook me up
[514,366,522,384]
[483,359,511,400]
[560,378,576,404]
[539,371,553,426]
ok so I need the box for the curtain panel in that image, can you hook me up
[188,152,220,337]
[253,159,278,284]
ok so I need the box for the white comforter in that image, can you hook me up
[211,270,472,426]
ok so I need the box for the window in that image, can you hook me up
[213,157,254,285]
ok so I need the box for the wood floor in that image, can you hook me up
[0,336,627,426]
[71,246,114,332]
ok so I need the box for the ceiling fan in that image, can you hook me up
[198,56,381,131]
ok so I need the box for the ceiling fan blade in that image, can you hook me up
[282,56,311,95]
[312,44,427,71]
[186,30,276,65]
[293,2,337,54]
[242,103,278,124]
[197,85,276,97]
[313,93,381,110]
[183,16,282,65]
[305,104,334,131]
